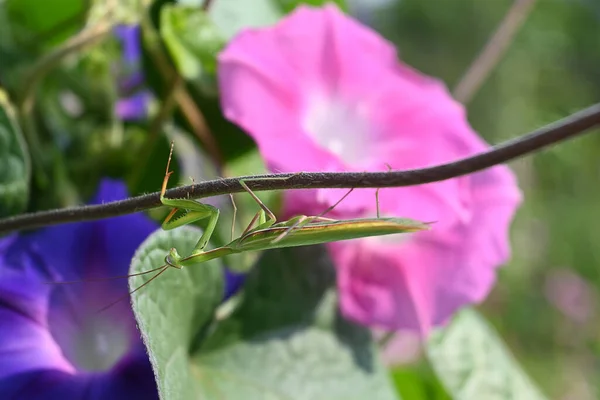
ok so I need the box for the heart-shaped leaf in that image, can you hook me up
[130,226,225,399]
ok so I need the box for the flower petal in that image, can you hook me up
[0,309,74,380]
[114,25,142,64]
[0,358,158,400]
[116,92,150,121]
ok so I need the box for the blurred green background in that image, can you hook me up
[353,0,600,398]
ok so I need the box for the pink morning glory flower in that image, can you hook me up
[218,4,521,334]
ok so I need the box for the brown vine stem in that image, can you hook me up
[1,102,599,235]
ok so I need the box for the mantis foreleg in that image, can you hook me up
[160,142,220,253]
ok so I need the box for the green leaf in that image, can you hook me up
[208,0,283,40]
[274,0,348,14]
[0,90,30,218]
[130,226,225,399]
[194,246,400,400]
[160,5,225,80]
[390,366,451,400]
[426,309,549,400]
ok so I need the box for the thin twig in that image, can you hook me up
[453,0,537,104]
[174,85,224,167]
[1,102,599,234]
[142,11,225,170]
[378,332,396,348]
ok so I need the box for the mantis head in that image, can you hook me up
[165,248,183,269]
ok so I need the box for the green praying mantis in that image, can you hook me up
[129,143,431,291]
[56,142,431,305]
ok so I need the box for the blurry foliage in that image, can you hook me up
[368,0,600,397]
[0,91,30,218]
[160,4,225,79]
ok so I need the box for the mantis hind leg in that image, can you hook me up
[236,173,303,232]
[237,179,278,235]
[272,187,355,243]
[375,164,392,219]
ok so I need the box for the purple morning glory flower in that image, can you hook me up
[114,25,143,64]
[0,179,159,398]
[115,91,151,122]
[0,179,246,398]
[113,24,151,121]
